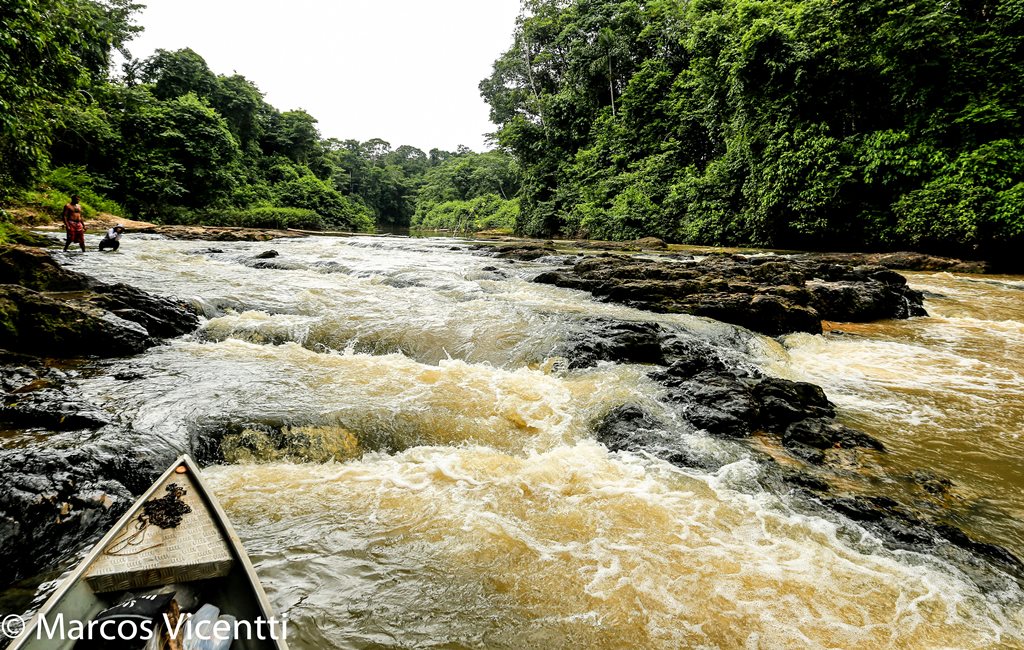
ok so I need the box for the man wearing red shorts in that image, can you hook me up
[62,194,86,252]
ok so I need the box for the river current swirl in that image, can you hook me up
[48,234,1024,648]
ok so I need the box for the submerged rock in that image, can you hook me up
[579,316,1024,587]
[812,251,990,274]
[535,254,926,335]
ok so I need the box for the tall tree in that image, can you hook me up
[0,0,140,192]
[482,0,1024,264]
[141,48,217,100]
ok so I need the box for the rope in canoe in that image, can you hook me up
[104,483,193,556]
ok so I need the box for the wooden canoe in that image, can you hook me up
[8,455,289,649]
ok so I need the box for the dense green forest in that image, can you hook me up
[481,0,1024,263]
[0,0,520,233]
[3,0,1023,262]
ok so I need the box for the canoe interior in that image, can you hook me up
[9,456,287,650]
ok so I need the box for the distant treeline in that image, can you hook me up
[481,0,1024,263]
[1,0,520,232]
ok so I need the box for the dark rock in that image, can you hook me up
[808,279,927,321]
[812,251,991,274]
[534,254,926,336]
[783,418,885,451]
[0,285,153,357]
[780,469,830,491]
[752,379,834,427]
[86,283,200,338]
[253,249,279,259]
[594,405,708,470]
[687,293,822,337]
[1,387,110,430]
[553,313,1021,589]
[496,245,558,261]
[655,368,839,439]
[556,320,665,369]
[677,403,751,438]
[0,245,200,358]
[0,245,91,292]
[0,445,167,585]
[784,442,827,465]
[815,494,1024,578]
[934,525,1024,576]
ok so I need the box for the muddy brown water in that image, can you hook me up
[10,234,1024,648]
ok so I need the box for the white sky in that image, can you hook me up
[119,0,522,152]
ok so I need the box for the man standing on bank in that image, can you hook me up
[62,194,86,252]
[99,224,125,251]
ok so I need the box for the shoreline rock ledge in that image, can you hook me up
[0,244,202,589]
[0,245,199,357]
[535,254,927,336]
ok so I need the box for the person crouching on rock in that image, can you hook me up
[62,194,86,252]
[99,224,125,251]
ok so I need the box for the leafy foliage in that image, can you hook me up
[274,175,375,231]
[413,195,520,232]
[0,0,140,194]
[482,0,1024,264]
[2,12,518,234]
[196,207,326,231]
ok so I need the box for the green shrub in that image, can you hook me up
[44,167,127,217]
[274,175,375,231]
[413,194,519,232]
[199,207,326,231]
[0,209,50,246]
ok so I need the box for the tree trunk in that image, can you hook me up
[608,56,616,117]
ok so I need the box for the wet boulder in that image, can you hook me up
[808,279,927,321]
[555,319,666,369]
[751,378,835,427]
[534,254,926,336]
[0,285,153,357]
[0,245,90,292]
[85,283,200,338]
[0,444,168,586]
[594,405,710,470]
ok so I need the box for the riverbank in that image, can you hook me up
[2,231,1022,647]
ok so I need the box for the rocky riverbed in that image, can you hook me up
[0,243,201,584]
[1,233,1021,648]
[533,254,927,335]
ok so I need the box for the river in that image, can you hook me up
[42,234,1024,648]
